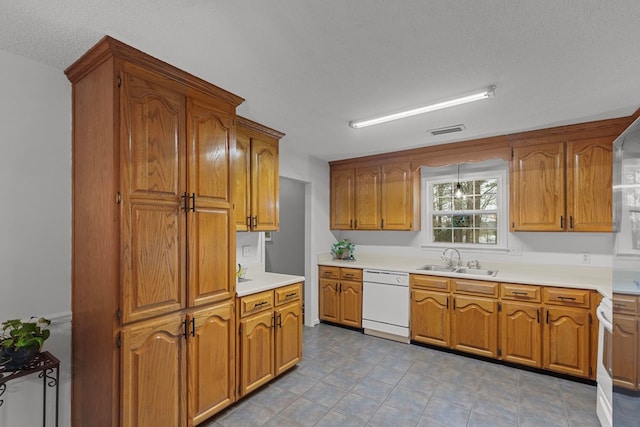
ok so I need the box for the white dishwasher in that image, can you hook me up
[362,269,410,343]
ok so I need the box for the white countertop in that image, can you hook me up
[236,271,305,297]
[318,253,612,298]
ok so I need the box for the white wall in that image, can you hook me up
[278,141,335,326]
[0,48,71,426]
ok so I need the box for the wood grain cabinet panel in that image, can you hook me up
[411,289,450,347]
[318,267,363,328]
[355,165,382,230]
[67,37,243,426]
[330,161,418,231]
[566,137,613,232]
[511,141,566,231]
[611,314,638,390]
[234,117,284,232]
[187,302,235,426]
[121,313,187,427]
[451,295,498,358]
[500,301,542,367]
[240,310,275,395]
[543,306,590,377]
[381,162,414,230]
[330,168,356,230]
[237,284,304,397]
[511,135,615,232]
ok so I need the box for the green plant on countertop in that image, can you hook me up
[331,239,355,260]
[1,317,51,351]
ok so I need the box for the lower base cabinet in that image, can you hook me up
[410,275,599,380]
[610,293,639,390]
[543,305,590,377]
[238,283,303,397]
[121,301,235,427]
[500,301,541,368]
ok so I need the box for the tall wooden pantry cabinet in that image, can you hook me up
[65,37,244,427]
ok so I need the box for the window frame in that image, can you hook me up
[422,164,508,250]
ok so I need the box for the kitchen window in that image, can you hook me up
[423,161,508,249]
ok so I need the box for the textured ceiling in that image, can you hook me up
[1,0,639,161]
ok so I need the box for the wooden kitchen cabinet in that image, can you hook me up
[499,283,542,368]
[452,294,499,358]
[329,161,419,231]
[318,266,362,328]
[354,165,382,230]
[187,302,236,426]
[121,313,187,427]
[66,37,242,426]
[511,136,613,232]
[410,275,451,348]
[500,301,542,367]
[611,293,639,390]
[234,116,284,232]
[542,287,592,378]
[330,168,355,229]
[237,283,303,397]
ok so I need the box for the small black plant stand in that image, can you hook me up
[0,351,60,427]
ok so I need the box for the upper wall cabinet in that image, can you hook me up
[234,117,284,232]
[510,132,615,232]
[330,160,419,231]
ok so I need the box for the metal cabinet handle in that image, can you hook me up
[512,291,529,296]
[190,318,195,337]
[253,301,268,308]
[285,292,297,298]
[253,216,257,228]
[190,193,196,212]
[560,216,564,228]
[182,192,189,212]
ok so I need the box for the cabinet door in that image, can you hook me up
[330,168,355,230]
[511,141,565,231]
[566,138,613,232]
[233,131,251,231]
[500,302,542,367]
[187,207,234,307]
[340,280,363,328]
[451,295,498,358]
[275,301,303,376]
[240,310,275,396]
[120,70,187,323]
[121,313,186,427]
[354,165,381,230]
[381,162,413,230]
[411,289,450,347]
[251,137,279,231]
[543,306,590,377]
[319,279,340,323]
[187,302,235,425]
[187,99,235,306]
[612,314,637,389]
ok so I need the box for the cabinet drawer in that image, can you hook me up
[239,290,274,317]
[542,287,590,308]
[340,268,362,282]
[411,274,450,291]
[275,283,302,306]
[501,283,541,302]
[613,294,638,315]
[453,279,498,298]
[319,266,340,280]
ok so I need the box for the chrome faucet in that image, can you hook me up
[442,248,462,268]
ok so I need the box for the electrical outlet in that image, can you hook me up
[509,246,523,256]
[242,245,253,257]
[581,252,591,264]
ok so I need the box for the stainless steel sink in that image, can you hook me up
[452,267,498,277]
[417,264,458,272]
[416,265,498,277]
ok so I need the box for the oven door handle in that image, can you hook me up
[596,302,612,332]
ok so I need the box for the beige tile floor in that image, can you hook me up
[206,323,600,427]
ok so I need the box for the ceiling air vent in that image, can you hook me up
[428,124,466,136]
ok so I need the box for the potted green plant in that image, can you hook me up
[1,317,51,370]
[331,239,356,260]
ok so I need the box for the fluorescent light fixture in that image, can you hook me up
[349,85,496,129]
